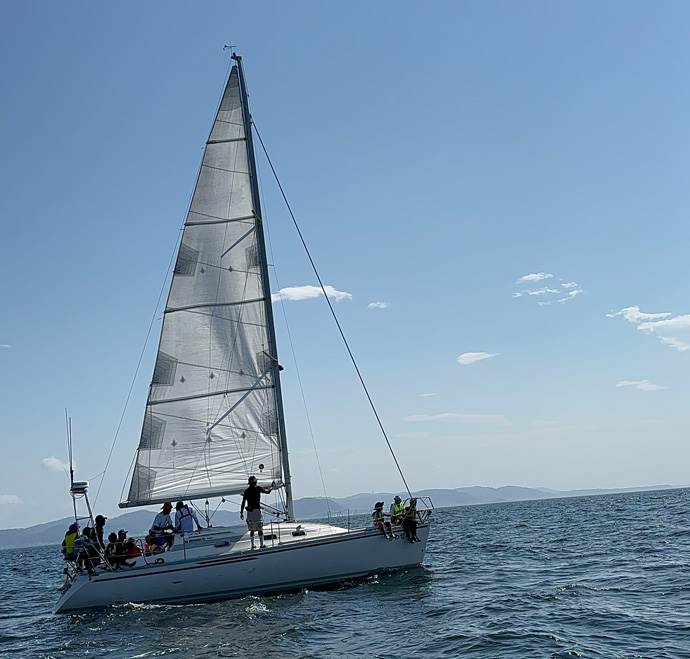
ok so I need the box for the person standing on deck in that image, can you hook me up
[240,476,274,549]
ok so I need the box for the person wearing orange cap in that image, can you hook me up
[150,502,175,550]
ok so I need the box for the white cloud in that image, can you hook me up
[419,393,436,397]
[0,344,11,349]
[562,289,582,300]
[367,301,389,309]
[0,495,21,505]
[607,306,690,352]
[517,273,553,283]
[514,287,560,298]
[656,335,690,351]
[615,380,666,391]
[457,352,498,365]
[514,274,582,304]
[606,306,671,323]
[404,413,510,426]
[42,456,70,472]
[541,288,584,306]
[272,285,353,303]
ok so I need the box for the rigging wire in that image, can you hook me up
[255,140,332,517]
[252,121,413,500]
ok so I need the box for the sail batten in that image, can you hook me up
[201,165,250,176]
[123,65,286,508]
[148,383,275,406]
[207,138,247,145]
[165,298,265,314]
[186,214,255,227]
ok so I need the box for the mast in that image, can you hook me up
[232,54,294,520]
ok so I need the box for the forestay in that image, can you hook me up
[121,66,285,508]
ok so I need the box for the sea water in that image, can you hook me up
[1,488,688,658]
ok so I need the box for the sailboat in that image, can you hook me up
[55,54,432,614]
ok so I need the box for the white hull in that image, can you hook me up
[55,521,430,613]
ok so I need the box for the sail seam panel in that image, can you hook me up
[212,118,243,128]
[201,164,249,176]
[151,357,265,376]
[148,383,274,406]
[143,409,274,436]
[187,210,254,222]
[162,307,265,328]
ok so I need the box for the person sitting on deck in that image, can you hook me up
[78,527,102,571]
[124,538,142,558]
[105,532,135,569]
[150,501,175,550]
[175,501,202,534]
[389,495,404,525]
[402,498,420,543]
[61,522,80,561]
[146,531,169,555]
[371,502,392,539]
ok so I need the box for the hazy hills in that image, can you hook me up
[0,484,675,550]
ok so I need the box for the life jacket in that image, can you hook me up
[371,509,384,527]
[63,532,78,558]
[392,502,404,521]
[128,544,142,557]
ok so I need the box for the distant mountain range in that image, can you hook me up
[0,484,676,550]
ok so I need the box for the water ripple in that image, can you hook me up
[2,488,689,658]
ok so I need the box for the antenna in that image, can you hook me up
[65,408,78,522]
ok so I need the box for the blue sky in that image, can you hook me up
[1,1,689,528]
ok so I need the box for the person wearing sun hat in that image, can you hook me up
[150,501,175,550]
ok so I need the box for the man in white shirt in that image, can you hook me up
[175,501,202,533]
[150,501,175,549]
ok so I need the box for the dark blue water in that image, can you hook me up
[1,488,689,658]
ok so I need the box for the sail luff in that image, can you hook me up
[233,55,294,520]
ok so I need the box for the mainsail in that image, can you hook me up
[121,63,288,508]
